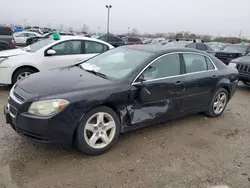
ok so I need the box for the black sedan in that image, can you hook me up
[228,52,250,86]
[4,46,238,155]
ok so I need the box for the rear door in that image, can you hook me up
[83,40,110,60]
[129,53,185,127]
[180,53,219,113]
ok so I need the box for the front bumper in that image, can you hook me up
[4,104,73,145]
[238,72,250,82]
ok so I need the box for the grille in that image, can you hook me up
[13,90,25,102]
[236,64,250,73]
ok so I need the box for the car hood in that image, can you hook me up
[232,56,250,64]
[17,66,113,94]
[0,48,28,58]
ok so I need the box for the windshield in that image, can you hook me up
[209,43,225,50]
[81,47,153,79]
[223,44,248,54]
[26,38,55,52]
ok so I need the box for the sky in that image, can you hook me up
[0,0,250,37]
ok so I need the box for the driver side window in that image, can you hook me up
[51,40,82,55]
[139,54,181,81]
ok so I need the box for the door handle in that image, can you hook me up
[212,75,217,78]
[175,81,183,85]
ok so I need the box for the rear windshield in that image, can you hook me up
[0,27,13,35]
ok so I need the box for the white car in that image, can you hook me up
[14,31,42,46]
[0,36,114,85]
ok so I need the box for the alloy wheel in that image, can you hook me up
[17,72,32,80]
[84,112,116,149]
[213,92,227,114]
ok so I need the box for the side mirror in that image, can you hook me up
[46,49,56,56]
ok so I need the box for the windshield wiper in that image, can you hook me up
[84,69,109,79]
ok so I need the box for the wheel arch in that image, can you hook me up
[12,65,40,84]
[72,103,126,144]
[216,78,231,98]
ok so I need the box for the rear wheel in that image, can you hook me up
[205,88,228,117]
[242,81,250,86]
[75,106,120,155]
[12,68,37,84]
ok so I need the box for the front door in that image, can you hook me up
[180,53,219,113]
[128,53,185,127]
[43,40,86,70]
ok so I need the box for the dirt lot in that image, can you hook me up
[0,84,250,188]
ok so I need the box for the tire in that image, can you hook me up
[0,43,10,51]
[205,88,229,117]
[75,106,120,155]
[242,81,250,86]
[12,68,37,84]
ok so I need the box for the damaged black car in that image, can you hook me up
[215,44,250,65]
[4,45,238,155]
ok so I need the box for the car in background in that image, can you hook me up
[166,41,215,55]
[0,36,113,85]
[215,44,250,65]
[26,32,75,45]
[14,31,41,46]
[208,42,227,52]
[98,34,126,47]
[185,42,216,55]
[122,37,143,45]
[4,46,238,155]
[228,52,250,86]
[0,26,16,51]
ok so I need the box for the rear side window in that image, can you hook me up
[85,41,109,54]
[197,43,208,51]
[186,43,197,49]
[206,57,215,70]
[183,54,207,73]
[0,27,13,35]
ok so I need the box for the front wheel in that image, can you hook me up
[205,88,228,117]
[75,106,120,155]
[12,68,36,84]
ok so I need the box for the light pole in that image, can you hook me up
[128,27,130,35]
[105,5,112,34]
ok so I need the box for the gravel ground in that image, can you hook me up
[0,84,250,188]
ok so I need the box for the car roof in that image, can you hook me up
[121,44,204,54]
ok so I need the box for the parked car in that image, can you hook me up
[122,37,143,45]
[26,32,75,46]
[0,36,113,85]
[208,42,227,52]
[14,31,41,46]
[167,41,215,55]
[185,42,216,55]
[4,45,238,155]
[215,44,250,65]
[0,26,16,51]
[98,34,126,47]
[228,52,250,86]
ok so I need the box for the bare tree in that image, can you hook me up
[131,28,138,36]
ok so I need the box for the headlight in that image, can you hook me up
[228,62,237,68]
[0,58,8,64]
[28,99,69,116]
